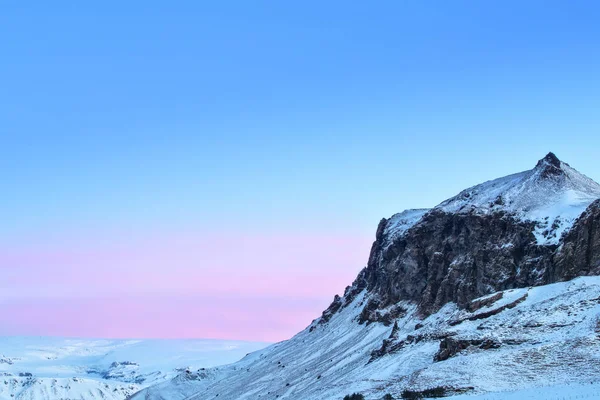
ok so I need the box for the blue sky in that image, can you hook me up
[3,0,600,237]
[1,1,600,339]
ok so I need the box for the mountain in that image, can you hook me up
[133,152,600,400]
[0,338,268,400]
[356,152,600,319]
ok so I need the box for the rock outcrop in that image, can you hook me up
[335,153,600,319]
[363,209,548,315]
[551,199,600,280]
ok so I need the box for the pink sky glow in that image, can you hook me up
[0,231,372,342]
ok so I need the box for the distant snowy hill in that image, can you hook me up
[132,153,600,400]
[0,338,268,400]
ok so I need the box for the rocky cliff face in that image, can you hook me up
[327,153,600,321]
[362,210,549,317]
[552,199,600,280]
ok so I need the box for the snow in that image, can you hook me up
[131,276,600,400]
[382,209,430,247]
[446,382,600,400]
[436,157,600,245]
[0,338,268,400]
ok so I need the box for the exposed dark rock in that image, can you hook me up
[359,301,407,326]
[319,295,342,324]
[434,337,501,362]
[370,331,457,362]
[551,199,600,280]
[0,357,14,365]
[449,294,528,326]
[358,298,381,325]
[314,269,368,330]
[357,199,600,320]
[535,152,563,178]
[401,386,474,399]
[363,209,548,317]
[502,338,527,345]
[389,321,400,339]
[369,322,404,361]
[369,338,406,362]
[467,292,503,312]
[379,305,408,326]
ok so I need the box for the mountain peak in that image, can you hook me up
[434,153,600,244]
[534,152,564,177]
[537,151,561,167]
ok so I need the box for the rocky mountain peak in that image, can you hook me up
[537,151,561,167]
[534,152,564,178]
[435,153,600,230]
[536,151,561,167]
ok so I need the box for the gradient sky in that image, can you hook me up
[2,1,600,342]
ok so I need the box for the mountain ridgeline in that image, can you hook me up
[325,152,600,324]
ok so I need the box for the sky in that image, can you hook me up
[1,1,600,342]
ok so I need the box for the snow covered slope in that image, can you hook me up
[446,382,600,400]
[131,277,600,400]
[0,338,268,400]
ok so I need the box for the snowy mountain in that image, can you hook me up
[0,338,268,400]
[132,152,600,400]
